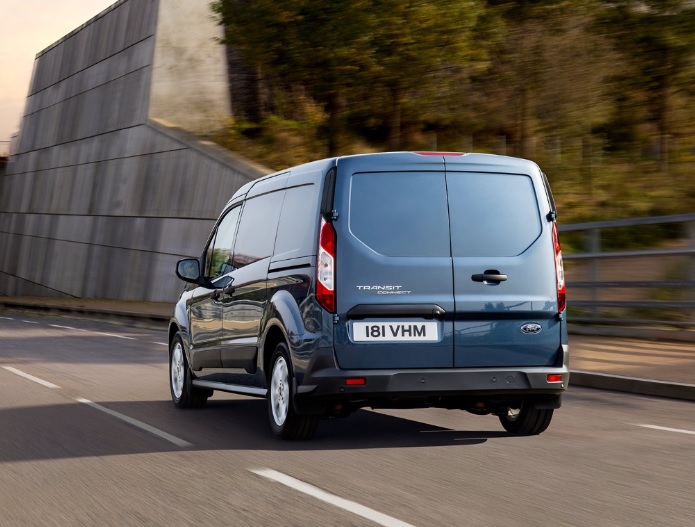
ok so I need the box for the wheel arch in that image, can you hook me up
[168,319,191,365]
[261,323,289,382]
[260,289,307,376]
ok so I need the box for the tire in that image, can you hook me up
[267,342,318,440]
[170,332,209,409]
[498,403,553,435]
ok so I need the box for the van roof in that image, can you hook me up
[224,152,540,209]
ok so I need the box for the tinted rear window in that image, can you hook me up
[273,184,318,260]
[447,172,541,257]
[349,172,450,257]
[232,190,285,267]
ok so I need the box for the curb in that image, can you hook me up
[569,324,695,344]
[569,371,695,402]
[0,300,170,326]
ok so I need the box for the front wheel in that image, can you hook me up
[170,332,209,409]
[267,342,318,440]
[498,403,553,435]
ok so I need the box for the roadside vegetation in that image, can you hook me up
[210,0,695,228]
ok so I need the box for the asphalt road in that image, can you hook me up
[1,310,693,527]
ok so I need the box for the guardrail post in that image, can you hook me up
[588,228,601,318]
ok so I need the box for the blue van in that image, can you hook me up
[170,152,568,439]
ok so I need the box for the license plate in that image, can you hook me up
[351,321,439,342]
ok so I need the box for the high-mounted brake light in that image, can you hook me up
[552,223,566,313]
[414,151,466,156]
[317,218,336,313]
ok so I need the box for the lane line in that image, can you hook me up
[638,424,695,436]
[153,342,168,346]
[3,366,191,448]
[251,468,417,527]
[50,324,88,332]
[48,323,136,340]
[0,316,15,320]
[22,320,39,324]
[76,398,192,448]
[2,366,61,389]
[93,332,136,340]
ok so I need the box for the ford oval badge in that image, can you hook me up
[520,323,542,335]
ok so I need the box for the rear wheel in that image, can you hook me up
[170,332,209,409]
[267,342,318,440]
[498,403,553,435]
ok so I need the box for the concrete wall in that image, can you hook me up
[0,0,269,302]
[149,0,232,132]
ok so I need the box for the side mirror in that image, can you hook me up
[176,258,202,284]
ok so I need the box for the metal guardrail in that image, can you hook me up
[559,213,695,328]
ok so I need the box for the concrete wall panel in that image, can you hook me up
[149,0,231,133]
[0,0,269,302]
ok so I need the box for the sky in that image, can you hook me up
[0,0,116,152]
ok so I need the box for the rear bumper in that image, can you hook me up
[293,345,569,413]
[299,366,569,398]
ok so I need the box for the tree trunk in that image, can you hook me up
[657,82,669,173]
[326,91,341,157]
[387,86,402,151]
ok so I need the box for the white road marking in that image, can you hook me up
[153,342,168,346]
[2,367,61,389]
[93,332,136,340]
[50,324,88,332]
[0,316,15,320]
[251,468,417,527]
[638,424,695,436]
[3,365,191,448]
[48,323,135,340]
[76,398,192,448]
[22,320,39,324]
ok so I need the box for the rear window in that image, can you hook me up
[349,172,450,257]
[447,172,541,257]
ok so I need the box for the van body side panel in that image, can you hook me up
[332,156,455,369]
[219,259,269,370]
[445,168,562,367]
[188,287,224,370]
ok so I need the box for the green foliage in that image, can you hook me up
[209,0,695,223]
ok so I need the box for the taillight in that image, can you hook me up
[552,222,566,313]
[317,218,336,313]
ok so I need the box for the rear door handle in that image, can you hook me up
[471,270,508,283]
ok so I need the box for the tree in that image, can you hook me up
[212,0,376,155]
[367,0,490,149]
[597,0,695,171]
[212,0,492,153]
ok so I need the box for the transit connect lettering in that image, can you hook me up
[357,285,411,295]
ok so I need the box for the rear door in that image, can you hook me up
[445,163,561,367]
[332,154,455,369]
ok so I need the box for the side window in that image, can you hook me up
[233,190,285,268]
[273,184,318,261]
[204,206,241,279]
